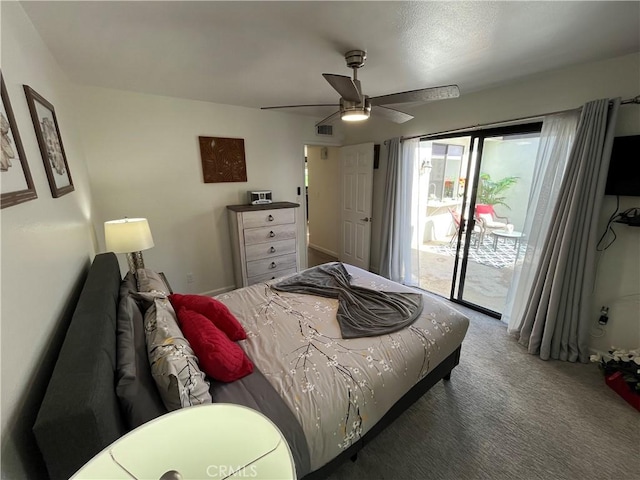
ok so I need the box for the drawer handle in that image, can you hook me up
[269,231,275,237]
[270,262,277,269]
[271,276,276,280]
[269,246,276,253]
[268,215,274,222]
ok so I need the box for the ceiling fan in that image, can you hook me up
[261,49,460,127]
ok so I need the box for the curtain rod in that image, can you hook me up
[384,95,640,144]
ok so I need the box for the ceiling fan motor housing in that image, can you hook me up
[345,50,367,69]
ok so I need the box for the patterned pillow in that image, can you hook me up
[143,296,212,411]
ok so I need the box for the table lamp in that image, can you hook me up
[104,218,154,274]
[71,404,296,480]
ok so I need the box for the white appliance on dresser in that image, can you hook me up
[227,202,301,287]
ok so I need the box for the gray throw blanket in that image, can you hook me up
[272,262,424,338]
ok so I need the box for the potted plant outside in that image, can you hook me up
[476,173,518,210]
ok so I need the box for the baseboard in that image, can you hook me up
[308,243,338,258]
[200,285,236,296]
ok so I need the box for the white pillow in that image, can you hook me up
[478,213,506,228]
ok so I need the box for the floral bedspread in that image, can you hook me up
[217,264,469,471]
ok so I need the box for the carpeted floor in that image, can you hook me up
[324,302,639,480]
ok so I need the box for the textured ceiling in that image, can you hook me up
[19,1,640,117]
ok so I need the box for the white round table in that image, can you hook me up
[491,230,525,261]
[72,404,296,480]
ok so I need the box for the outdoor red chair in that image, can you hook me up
[475,204,509,232]
[449,209,483,248]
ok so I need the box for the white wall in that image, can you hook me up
[345,53,640,352]
[592,195,640,353]
[74,86,333,294]
[307,145,340,257]
[481,138,540,230]
[0,3,97,478]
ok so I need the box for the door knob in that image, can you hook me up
[360,217,371,222]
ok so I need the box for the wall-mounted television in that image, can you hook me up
[604,135,640,197]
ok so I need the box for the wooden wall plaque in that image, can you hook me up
[199,136,247,183]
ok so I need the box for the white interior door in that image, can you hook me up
[339,143,374,270]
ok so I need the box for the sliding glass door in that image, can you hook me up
[413,123,541,316]
[452,124,541,315]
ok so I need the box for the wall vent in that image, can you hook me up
[316,125,333,136]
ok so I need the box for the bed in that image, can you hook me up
[33,253,469,479]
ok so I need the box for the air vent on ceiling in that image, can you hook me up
[316,125,333,136]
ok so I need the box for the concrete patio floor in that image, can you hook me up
[414,239,517,314]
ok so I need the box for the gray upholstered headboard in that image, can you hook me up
[33,253,127,480]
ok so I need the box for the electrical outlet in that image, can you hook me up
[598,306,609,325]
[186,273,194,284]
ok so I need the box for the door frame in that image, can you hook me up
[301,142,342,269]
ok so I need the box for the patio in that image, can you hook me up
[414,233,523,314]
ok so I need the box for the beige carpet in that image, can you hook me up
[323,302,639,480]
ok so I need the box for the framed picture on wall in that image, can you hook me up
[198,136,247,183]
[24,85,74,198]
[1,72,38,209]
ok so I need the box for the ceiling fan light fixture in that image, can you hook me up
[342,110,369,122]
[340,97,371,122]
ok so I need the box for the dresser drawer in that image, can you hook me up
[244,224,296,245]
[246,253,297,278]
[247,267,298,286]
[242,208,295,229]
[245,239,296,262]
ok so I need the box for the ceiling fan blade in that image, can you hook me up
[370,85,460,106]
[261,103,339,110]
[372,105,414,124]
[322,74,361,102]
[315,111,340,127]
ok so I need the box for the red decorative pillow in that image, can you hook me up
[177,308,253,382]
[169,294,246,341]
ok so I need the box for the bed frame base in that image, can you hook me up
[302,345,462,479]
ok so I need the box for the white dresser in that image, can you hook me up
[227,202,301,287]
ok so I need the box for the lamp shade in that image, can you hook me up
[104,218,154,253]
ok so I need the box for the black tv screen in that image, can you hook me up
[605,135,640,196]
